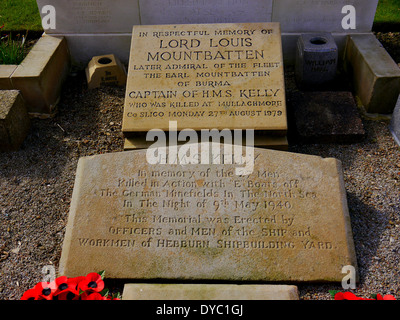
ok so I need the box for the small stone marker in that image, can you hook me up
[344,34,400,114]
[295,33,338,89]
[122,23,287,144]
[59,143,357,282]
[0,90,30,151]
[85,54,127,89]
[122,284,299,300]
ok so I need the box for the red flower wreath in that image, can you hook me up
[331,291,396,300]
[21,271,120,300]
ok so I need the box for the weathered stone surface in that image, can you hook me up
[36,0,380,67]
[124,135,289,151]
[140,0,273,25]
[122,23,287,136]
[295,33,338,89]
[272,0,379,33]
[36,0,140,34]
[59,144,357,282]
[11,35,70,116]
[0,90,30,151]
[390,95,400,147]
[122,284,299,300]
[64,34,132,68]
[36,0,378,34]
[287,91,365,144]
[85,54,127,90]
[0,65,18,90]
[344,34,400,114]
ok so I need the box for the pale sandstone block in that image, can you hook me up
[122,284,299,300]
[344,34,400,114]
[11,35,70,116]
[122,23,287,135]
[0,90,30,151]
[59,143,357,283]
[0,65,18,90]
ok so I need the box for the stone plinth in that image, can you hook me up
[0,90,30,151]
[0,65,18,90]
[10,35,70,116]
[59,144,357,282]
[344,34,400,114]
[122,284,299,300]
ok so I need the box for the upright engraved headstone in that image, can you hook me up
[59,144,357,282]
[122,23,287,148]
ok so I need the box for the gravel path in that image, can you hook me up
[0,33,399,301]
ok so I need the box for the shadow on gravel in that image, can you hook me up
[346,193,389,284]
[0,70,125,181]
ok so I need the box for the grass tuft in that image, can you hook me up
[0,32,27,65]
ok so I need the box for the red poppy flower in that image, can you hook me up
[376,294,396,300]
[53,276,82,300]
[29,281,58,300]
[21,288,39,300]
[335,292,380,300]
[77,272,104,293]
[334,292,360,300]
[80,292,107,300]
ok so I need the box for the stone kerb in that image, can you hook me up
[122,284,300,300]
[0,35,70,117]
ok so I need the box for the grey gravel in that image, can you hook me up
[1,33,399,300]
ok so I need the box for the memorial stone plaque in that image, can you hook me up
[59,143,357,282]
[122,23,287,136]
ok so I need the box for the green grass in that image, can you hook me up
[0,0,43,32]
[375,0,400,24]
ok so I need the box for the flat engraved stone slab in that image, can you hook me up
[59,144,357,282]
[122,284,299,300]
[122,23,287,134]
